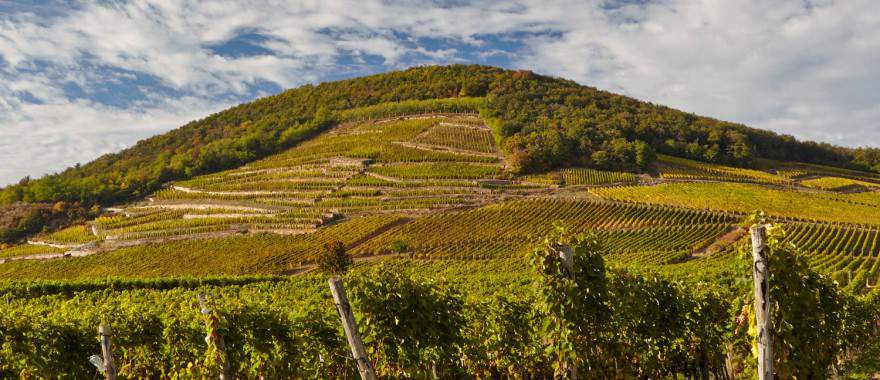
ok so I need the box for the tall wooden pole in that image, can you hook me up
[750,225,773,380]
[199,293,230,380]
[558,243,578,380]
[329,276,377,380]
[98,324,117,380]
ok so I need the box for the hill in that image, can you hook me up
[2,65,879,243]
[1,65,880,378]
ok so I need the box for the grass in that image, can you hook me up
[592,182,880,224]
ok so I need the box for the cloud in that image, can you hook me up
[0,0,878,186]
[514,0,880,147]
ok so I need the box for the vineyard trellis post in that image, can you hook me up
[98,324,117,380]
[328,275,377,380]
[558,242,578,380]
[198,293,230,380]
[750,225,773,380]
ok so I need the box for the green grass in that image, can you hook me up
[592,182,880,224]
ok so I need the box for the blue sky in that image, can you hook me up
[1,0,878,185]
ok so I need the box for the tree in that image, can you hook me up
[316,242,352,275]
[389,240,409,255]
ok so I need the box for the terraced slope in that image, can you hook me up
[55,114,546,251]
[2,109,880,296]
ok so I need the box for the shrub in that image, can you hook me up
[316,242,352,275]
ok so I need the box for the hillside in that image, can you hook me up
[3,101,880,287]
[2,65,879,243]
[2,66,880,378]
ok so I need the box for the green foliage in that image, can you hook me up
[0,278,355,379]
[389,240,409,254]
[530,226,609,376]
[349,266,466,377]
[460,296,545,377]
[316,242,352,275]
[742,223,879,378]
[603,272,734,378]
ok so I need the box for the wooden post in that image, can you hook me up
[328,276,377,380]
[750,225,773,380]
[199,293,230,380]
[98,325,117,380]
[558,243,578,380]
[559,244,575,278]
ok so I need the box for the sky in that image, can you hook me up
[1,0,878,186]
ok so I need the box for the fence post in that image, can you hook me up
[328,276,377,380]
[198,293,230,380]
[750,225,773,380]
[559,244,574,278]
[558,243,578,380]
[98,325,117,380]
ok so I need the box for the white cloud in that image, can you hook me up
[0,88,228,184]
[1,0,878,186]
[514,0,880,148]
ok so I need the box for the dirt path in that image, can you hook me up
[279,217,412,276]
[691,225,747,258]
[169,185,320,197]
[137,203,275,213]
[364,172,404,183]
[280,252,404,276]
[391,141,500,158]
[0,248,96,264]
[437,122,490,130]
[346,217,412,251]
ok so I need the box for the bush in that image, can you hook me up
[316,242,352,275]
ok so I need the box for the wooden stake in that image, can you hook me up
[558,243,578,380]
[199,293,230,380]
[559,244,574,279]
[328,276,377,380]
[750,225,773,380]
[98,324,117,380]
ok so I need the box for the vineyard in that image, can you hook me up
[590,182,880,224]
[523,167,638,186]
[655,154,791,185]
[0,225,877,379]
[2,104,880,377]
